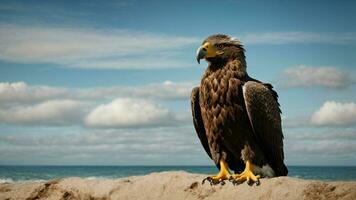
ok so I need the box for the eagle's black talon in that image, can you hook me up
[202,177,228,186]
[256,180,261,186]
[228,176,238,182]
[202,177,218,186]
[232,179,244,186]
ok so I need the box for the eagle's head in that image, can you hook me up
[196,34,245,65]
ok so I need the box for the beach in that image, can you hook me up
[1,171,356,200]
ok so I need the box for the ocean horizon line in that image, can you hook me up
[1,165,356,182]
[1,164,356,167]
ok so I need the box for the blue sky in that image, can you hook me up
[0,0,355,166]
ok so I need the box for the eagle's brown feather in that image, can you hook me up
[243,81,288,176]
[191,87,212,159]
[191,34,288,176]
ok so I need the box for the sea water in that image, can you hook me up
[1,165,356,183]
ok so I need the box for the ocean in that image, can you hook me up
[1,166,356,183]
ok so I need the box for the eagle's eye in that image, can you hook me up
[216,44,224,49]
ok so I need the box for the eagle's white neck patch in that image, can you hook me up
[253,164,276,178]
[229,37,241,45]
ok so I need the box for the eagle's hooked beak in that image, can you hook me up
[197,46,208,64]
[196,42,223,64]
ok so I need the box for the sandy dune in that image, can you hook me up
[1,171,356,200]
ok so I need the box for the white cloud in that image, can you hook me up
[3,26,355,70]
[311,101,356,126]
[0,99,88,126]
[284,129,356,165]
[242,31,356,45]
[0,25,198,69]
[85,98,185,128]
[0,81,194,127]
[0,81,194,104]
[280,65,353,88]
[0,126,209,165]
[0,82,67,103]
[77,81,194,100]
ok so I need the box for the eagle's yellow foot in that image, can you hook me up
[229,160,260,186]
[202,159,231,185]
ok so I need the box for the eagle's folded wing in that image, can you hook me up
[191,87,212,159]
[243,81,288,176]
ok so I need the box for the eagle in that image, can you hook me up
[191,34,288,185]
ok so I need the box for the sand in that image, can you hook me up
[1,171,356,200]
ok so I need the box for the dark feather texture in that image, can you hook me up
[191,87,212,159]
[243,81,288,176]
[191,34,288,176]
